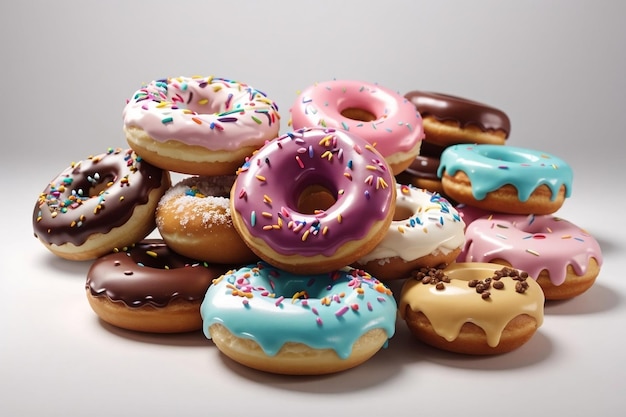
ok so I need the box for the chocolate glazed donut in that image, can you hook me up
[397,91,510,198]
[404,91,511,147]
[86,239,236,333]
[33,148,171,260]
[395,154,446,196]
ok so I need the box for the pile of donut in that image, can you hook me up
[32,75,603,375]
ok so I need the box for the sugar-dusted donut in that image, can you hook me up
[155,175,257,265]
[33,148,171,261]
[123,75,281,176]
[404,91,511,147]
[459,213,603,300]
[399,263,545,355]
[353,184,465,281]
[86,239,235,333]
[230,127,396,274]
[438,144,573,215]
[200,261,398,375]
[290,79,424,175]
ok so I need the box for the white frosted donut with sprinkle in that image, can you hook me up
[124,76,281,176]
[354,184,466,280]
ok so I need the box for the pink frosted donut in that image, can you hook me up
[123,76,281,176]
[230,127,397,274]
[289,80,424,175]
[454,203,493,227]
[460,213,603,300]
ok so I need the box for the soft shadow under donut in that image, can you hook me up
[399,329,553,371]
[96,318,210,348]
[544,282,620,315]
[215,343,405,394]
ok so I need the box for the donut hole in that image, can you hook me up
[257,273,342,301]
[512,217,550,236]
[88,174,117,196]
[480,147,541,164]
[297,184,337,214]
[393,204,415,221]
[341,107,377,122]
[187,99,221,115]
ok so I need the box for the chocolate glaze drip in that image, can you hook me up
[33,148,168,246]
[404,91,511,136]
[86,240,236,307]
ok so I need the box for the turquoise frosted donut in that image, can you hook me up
[200,261,397,374]
[437,144,573,214]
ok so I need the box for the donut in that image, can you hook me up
[454,203,493,227]
[437,144,573,215]
[123,75,281,176]
[399,262,545,355]
[459,213,603,300]
[404,91,511,147]
[395,154,446,196]
[289,79,424,175]
[230,127,397,275]
[200,261,398,375]
[86,239,235,333]
[155,175,257,265]
[353,184,465,281]
[33,148,171,261]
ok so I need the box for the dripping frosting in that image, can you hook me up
[201,261,398,359]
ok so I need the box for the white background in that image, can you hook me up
[2,1,625,416]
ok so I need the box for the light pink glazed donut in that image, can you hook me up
[289,79,424,175]
[123,76,281,176]
[459,213,603,300]
[454,203,493,227]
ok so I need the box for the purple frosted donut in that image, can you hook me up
[230,127,396,274]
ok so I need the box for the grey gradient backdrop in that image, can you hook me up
[1,1,625,416]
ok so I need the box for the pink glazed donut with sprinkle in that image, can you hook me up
[230,127,396,275]
[289,79,424,175]
[123,75,281,176]
[459,213,603,300]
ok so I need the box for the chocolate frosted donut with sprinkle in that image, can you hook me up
[86,239,235,333]
[33,148,170,261]
[230,127,396,274]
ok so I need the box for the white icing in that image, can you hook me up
[358,184,465,263]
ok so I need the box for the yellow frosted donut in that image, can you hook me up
[399,262,544,355]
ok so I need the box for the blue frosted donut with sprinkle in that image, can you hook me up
[200,261,398,374]
[437,144,573,215]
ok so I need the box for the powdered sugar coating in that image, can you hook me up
[157,175,236,231]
